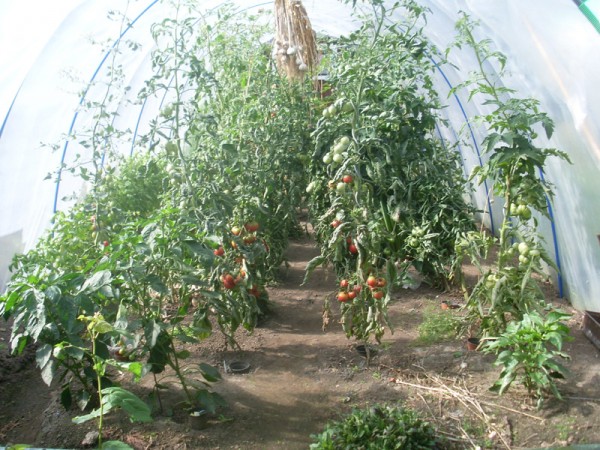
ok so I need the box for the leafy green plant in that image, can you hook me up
[72,313,151,450]
[482,309,571,406]
[310,404,441,450]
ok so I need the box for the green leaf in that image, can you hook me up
[74,387,152,424]
[103,387,153,423]
[92,319,114,335]
[302,256,326,285]
[196,389,226,414]
[199,362,221,382]
[175,350,191,359]
[109,361,145,381]
[79,270,112,294]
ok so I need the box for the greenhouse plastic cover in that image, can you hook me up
[0,0,599,312]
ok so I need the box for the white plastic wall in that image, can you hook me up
[1,0,599,312]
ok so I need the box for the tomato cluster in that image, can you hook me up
[337,275,386,303]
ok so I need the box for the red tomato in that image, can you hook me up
[376,277,387,288]
[340,279,349,289]
[222,274,236,289]
[348,291,357,300]
[102,240,110,247]
[337,291,350,303]
[367,275,378,288]
[348,244,358,254]
[214,246,225,257]
[342,174,353,183]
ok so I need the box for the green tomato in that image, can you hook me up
[332,153,344,164]
[529,249,541,257]
[517,204,532,220]
[323,152,333,164]
[333,143,345,154]
[509,203,519,216]
[519,255,530,265]
[518,242,530,256]
[336,182,347,194]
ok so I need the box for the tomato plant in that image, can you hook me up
[304,1,475,347]
[449,13,572,401]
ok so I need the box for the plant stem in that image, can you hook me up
[91,331,104,448]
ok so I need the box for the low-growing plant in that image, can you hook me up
[309,404,442,450]
[482,309,572,407]
[417,306,463,345]
[72,313,151,450]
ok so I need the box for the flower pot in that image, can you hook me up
[188,409,209,430]
[466,337,480,351]
[226,360,251,374]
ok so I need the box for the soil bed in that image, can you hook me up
[1,233,600,449]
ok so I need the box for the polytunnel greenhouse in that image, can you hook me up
[1,0,600,448]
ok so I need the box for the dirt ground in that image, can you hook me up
[2,232,600,449]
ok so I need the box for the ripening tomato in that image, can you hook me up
[103,240,110,247]
[249,285,261,297]
[376,277,387,288]
[372,290,384,300]
[244,235,257,245]
[367,275,378,288]
[337,291,350,303]
[244,221,260,233]
[331,219,341,228]
[231,226,242,236]
[340,279,349,289]
[214,246,225,257]
[353,285,362,294]
[348,291,357,300]
[221,274,236,289]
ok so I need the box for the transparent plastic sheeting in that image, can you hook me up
[0,1,598,312]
